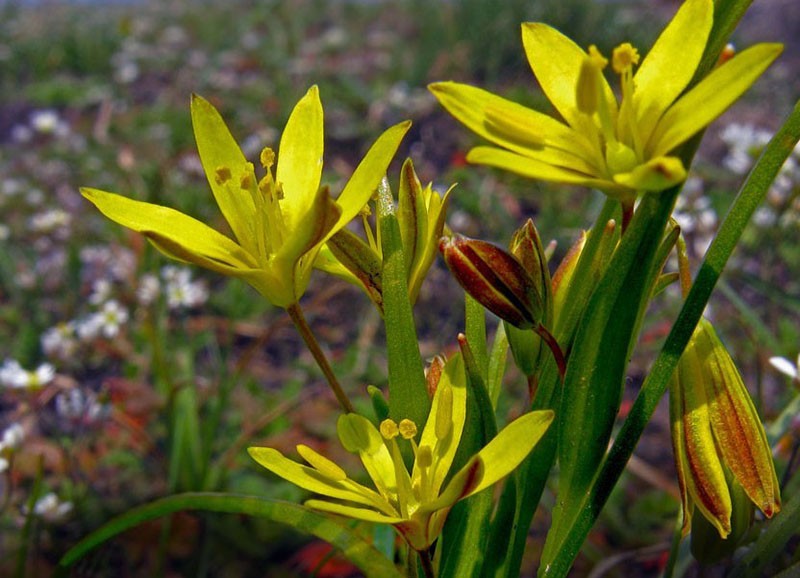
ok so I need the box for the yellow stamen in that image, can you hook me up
[398,419,418,440]
[260,147,275,169]
[611,43,639,74]
[380,419,400,440]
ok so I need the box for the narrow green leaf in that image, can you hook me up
[489,198,618,578]
[543,97,800,578]
[487,322,509,408]
[543,188,679,569]
[377,177,430,431]
[55,493,403,578]
[465,294,489,379]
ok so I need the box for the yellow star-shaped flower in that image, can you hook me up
[430,0,782,200]
[249,354,553,551]
[83,86,409,308]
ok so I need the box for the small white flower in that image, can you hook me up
[55,389,108,427]
[88,279,113,305]
[28,209,71,234]
[770,355,799,383]
[30,110,60,134]
[0,423,24,452]
[76,314,102,342]
[136,273,160,306]
[29,492,73,522]
[0,359,55,390]
[41,322,79,360]
[97,299,129,338]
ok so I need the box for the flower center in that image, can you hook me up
[576,42,643,177]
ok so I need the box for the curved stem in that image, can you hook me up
[286,303,354,413]
[534,323,566,382]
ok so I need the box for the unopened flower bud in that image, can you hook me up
[439,235,543,329]
[670,318,780,541]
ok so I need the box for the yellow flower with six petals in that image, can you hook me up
[83,86,409,308]
[430,0,782,201]
[249,354,553,551]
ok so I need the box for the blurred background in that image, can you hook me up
[0,0,798,576]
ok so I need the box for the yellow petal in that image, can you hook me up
[429,81,599,172]
[304,499,404,524]
[337,413,398,503]
[672,341,732,538]
[649,43,783,158]
[521,23,617,132]
[466,146,619,193]
[191,94,257,254]
[698,322,781,518]
[81,188,260,272]
[247,447,391,513]
[414,354,467,497]
[425,409,554,513]
[632,0,713,144]
[331,120,411,239]
[276,86,325,235]
[612,156,686,193]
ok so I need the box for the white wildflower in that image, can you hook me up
[41,322,79,360]
[88,279,113,305]
[96,299,129,338]
[770,354,799,384]
[28,493,73,522]
[0,359,55,390]
[136,273,160,306]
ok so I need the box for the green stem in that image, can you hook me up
[418,548,436,578]
[287,302,354,413]
[544,98,800,577]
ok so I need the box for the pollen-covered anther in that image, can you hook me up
[398,419,418,440]
[417,445,433,468]
[214,166,232,185]
[612,43,640,74]
[240,170,254,191]
[380,419,400,440]
[260,147,275,169]
[576,45,608,114]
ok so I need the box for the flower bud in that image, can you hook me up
[509,219,552,325]
[669,318,780,542]
[439,235,543,329]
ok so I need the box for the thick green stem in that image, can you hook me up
[287,302,354,413]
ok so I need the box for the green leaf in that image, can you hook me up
[542,96,800,578]
[377,177,431,436]
[55,493,404,578]
[489,199,618,578]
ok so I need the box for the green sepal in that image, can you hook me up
[327,227,384,312]
[367,385,390,423]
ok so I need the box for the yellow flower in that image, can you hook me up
[82,86,409,308]
[430,0,782,200]
[249,354,553,551]
[669,318,780,538]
